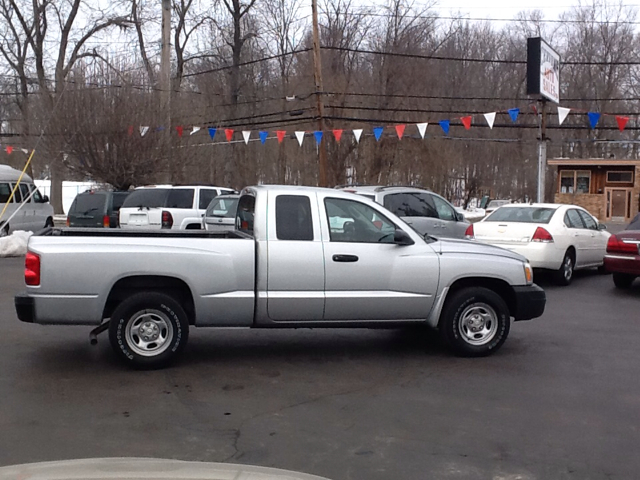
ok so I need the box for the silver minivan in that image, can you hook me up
[0,164,54,236]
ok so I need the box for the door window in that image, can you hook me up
[383,192,438,218]
[565,209,585,228]
[199,189,218,209]
[0,183,15,203]
[30,185,44,203]
[275,195,313,241]
[166,189,195,208]
[11,184,22,202]
[325,197,396,243]
[577,210,598,230]
[19,184,31,203]
[432,195,456,221]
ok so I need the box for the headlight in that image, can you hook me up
[523,262,533,285]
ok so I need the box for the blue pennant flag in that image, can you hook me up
[439,120,450,135]
[314,131,323,144]
[508,108,520,123]
[259,131,268,144]
[373,127,384,141]
[587,112,601,129]
[208,127,216,139]
[156,126,165,132]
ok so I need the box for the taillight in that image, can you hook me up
[66,216,70,227]
[161,211,173,229]
[531,227,553,243]
[607,235,639,254]
[103,215,110,228]
[25,252,40,286]
[464,224,474,239]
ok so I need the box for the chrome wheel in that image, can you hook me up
[125,309,174,357]
[562,255,574,282]
[458,302,498,346]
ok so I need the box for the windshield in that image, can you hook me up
[122,189,170,208]
[487,200,508,208]
[484,206,556,223]
[206,197,239,218]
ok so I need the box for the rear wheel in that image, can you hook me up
[108,291,189,369]
[554,250,575,286]
[613,273,635,289]
[440,287,510,357]
[0,223,8,237]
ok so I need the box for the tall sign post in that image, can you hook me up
[527,37,560,203]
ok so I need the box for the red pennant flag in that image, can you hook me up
[276,130,286,143]
[176,126,183,137]
[395,124,406,139]
[127,125,134,136]
[333,129,343,143]
[461,116,472,130]
[6,146,13,154]
[616,116,629,132]
[225,129,234,142]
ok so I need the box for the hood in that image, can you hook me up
[0,458,331,480]
[434,237,527,262]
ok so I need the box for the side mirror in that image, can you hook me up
[394,229,414,246]
[42,195,49,203]
[598,223,607,231]
[456,212,465,222]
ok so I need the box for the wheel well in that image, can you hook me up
[185,223,201,230]
[103,275,196,324]
[566,246,576,260]
[441,277,516,323]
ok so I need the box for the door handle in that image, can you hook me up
[332,254,359,263]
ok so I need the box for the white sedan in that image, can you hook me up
[466,203,610,285]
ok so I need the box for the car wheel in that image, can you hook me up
[440,287,510,357]
[554,250,575,286]
[108,291,189,369]
[613,273,635,289]
[44,217,54,228]
[0,223,8,237]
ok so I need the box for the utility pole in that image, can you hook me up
[311,0,328,187]
[161,0,172,172]
[537,99,547,203]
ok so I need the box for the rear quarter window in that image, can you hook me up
[166,189,195,209]
[236,194,255,234]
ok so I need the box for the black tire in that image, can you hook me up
[554,250,575,286]
[439,287,511,357]
[613,273,635,289]
[0,223,8,237]
[108,291,189,369]
[44,217,54,228]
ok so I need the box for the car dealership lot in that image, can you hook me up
[1,256,639,480]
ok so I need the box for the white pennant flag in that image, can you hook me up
[21,148,29,154]
[190,126,201,135]
[242,131,251,144]
[353,129,363,143]
[139,126,149,137]
[295,131,305,146]
[483,112,496,129]
[557,106,571,125]
[416,122,428,139]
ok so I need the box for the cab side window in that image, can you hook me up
[275,195,313,241]
[325,197,396,243]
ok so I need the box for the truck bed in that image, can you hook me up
[42,227,248,239]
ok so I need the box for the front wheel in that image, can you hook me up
[613,273,636,289]
[0,223,9,237]
[108,291,189,369]
[440,287,510,357]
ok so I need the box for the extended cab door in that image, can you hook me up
[321,196,439,321]
[266,192,325,321]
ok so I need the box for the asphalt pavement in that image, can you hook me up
[1,256,639,480]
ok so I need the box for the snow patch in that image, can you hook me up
[0,230,32,257]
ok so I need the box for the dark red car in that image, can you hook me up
[604,213,640,288]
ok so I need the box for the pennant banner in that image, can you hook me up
[416,122,428,139]
[242,130,251,144]
[557,107,571,125]
[140,126,149,137]
[6,146,12,154]
[191,126,201,136]
[587,112,601,129]
[460,116,472,130]
[314,131,323,144]
[395,124,405,140]
[176,126,184,137]
[483,112,496,129]
[353,129,363,143]
[225,129,234,142]
[208,127,217,139]
[276,130,286,143]
[259,131,268,144]
[127,126,134,136]
[439,120,450,135]
[21,148,29,154]
[295,131,305,146]
[616,116,629,132]
[333,129,343,143]
[373,127,384,141]
[508,108,520,123]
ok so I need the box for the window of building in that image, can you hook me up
[559,170,591,194]
[606,171,633,183]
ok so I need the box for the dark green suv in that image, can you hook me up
[67,191,130,228]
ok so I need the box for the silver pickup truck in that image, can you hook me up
[15,185,545,369]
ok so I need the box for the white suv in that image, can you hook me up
[119,185,235,230]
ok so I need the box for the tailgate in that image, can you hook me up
[120,208,162,228]
[474,222,540,245]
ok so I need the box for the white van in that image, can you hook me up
[0,165,54,236]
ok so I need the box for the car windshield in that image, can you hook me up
[484,206,556,223]
[122,189,170,208]
[206,197,239,218]
[70,193,105,214]
[487,200,508,208]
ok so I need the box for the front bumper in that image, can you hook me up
[15,293,35,323]
[512,284,546,321]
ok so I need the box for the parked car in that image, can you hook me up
[604,212,640,288]
[202,194,239,231]
[119,185,235,230]
[66,190,130,228]
[484,199,511,216]
[468,203,610,285]
[337,185,470,238]
[0,164,53,236]
[16,185,545,368]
